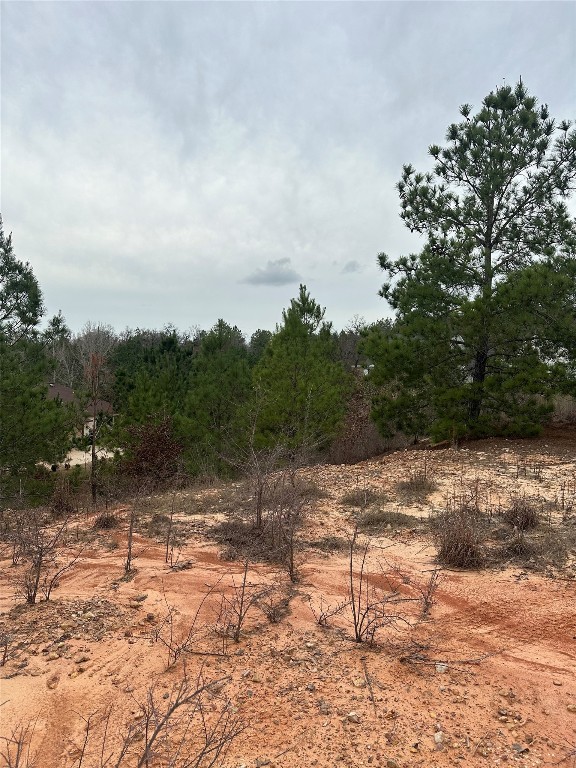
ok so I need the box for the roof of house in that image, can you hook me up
[47,383,114,415]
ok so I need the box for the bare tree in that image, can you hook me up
[75,322,117,505]
[14,511,78,605]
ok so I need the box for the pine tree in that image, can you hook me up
[182,320,251,473]
[253,285,351,457]
[0,221,73,477]
[0,216,44,344]
[367,81,576,440]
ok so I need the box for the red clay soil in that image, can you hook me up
[1,433,575,768]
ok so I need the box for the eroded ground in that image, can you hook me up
[1,429,575,767]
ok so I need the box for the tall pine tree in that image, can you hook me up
[253,285,351,457]
[0,220,73,476]
[366,81,576,440]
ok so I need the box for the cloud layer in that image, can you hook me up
[2,2,574,335]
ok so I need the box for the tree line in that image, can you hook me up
[1,79,575,503]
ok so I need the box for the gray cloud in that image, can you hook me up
[342,260,362,274]
[1,2,574,335]
[243,258,302,287]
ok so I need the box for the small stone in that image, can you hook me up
[346,711,361,724]
[434,732,444,744]
[74,654,90,664]
[435,663,448,674]
[553,680,562,686]
[512,743,528,754]
[255,759,271,767]
[386,761,400,768]
[46,652,60,661]
[567,704,576,713]
[46,674,60,690]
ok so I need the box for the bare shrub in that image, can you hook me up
[347,529,429,643]
[309,594,351,627]
[503,497,540,530]
[210,469,310,581]
[216,561,270,643]
[57,667,243,767]
[50,476,75,517]
[148,512,170,536]
[431,500,484,568]
[0,632,14,667]
[537,530,569,568]
[258,586,293,624]
[0,720,38,768]
[13,511,82,604]
[307,534,348,553]
[153,585,222,669]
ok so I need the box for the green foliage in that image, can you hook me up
[0,223,74,481]
[248,329,273,365]
[0,339,75,473]
[112,329,195,426]
[0,216,44,343]
[111,322,251,476]
[368,81,576,440]
[253,285,351,455]
[181,320,251,473]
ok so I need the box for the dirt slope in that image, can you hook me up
[1,429,575,767]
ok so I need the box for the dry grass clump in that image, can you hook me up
[93,512,119,529]
[495,528,570,569]
[536,530,570,568]
[502,497,540,531]
[340,488,386,507]
[500,532,537,559]
[431,501,484,568]
[147,512,170,536]
[309,535,349,552]
[395,471,437,501]
[357,508,416,529]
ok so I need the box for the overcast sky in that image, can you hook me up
[2,1,575,337]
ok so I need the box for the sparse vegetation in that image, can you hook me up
[357,508,417,529]
[502,496,540,530]
[395,470,437,500]
[431,499,485,569]
[93,511,119,529]
[340,487,386,507]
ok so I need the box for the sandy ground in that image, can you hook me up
[1,428,575,767]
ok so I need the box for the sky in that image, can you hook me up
[1,1,575,338]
